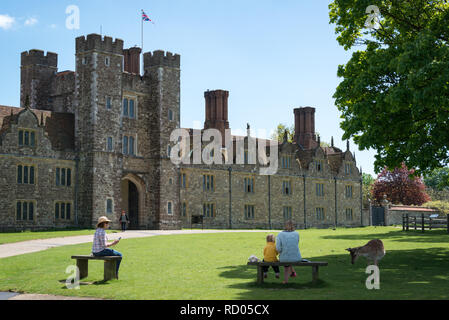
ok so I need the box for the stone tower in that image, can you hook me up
[74,34,125,227]
[20,50,58,110]
[144,51,182,230]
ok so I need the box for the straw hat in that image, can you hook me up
[97,216,111,228]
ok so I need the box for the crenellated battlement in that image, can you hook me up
[21,50,58,68]
[76,34,124,55]
[144,50,180,68]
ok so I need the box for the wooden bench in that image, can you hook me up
[247,261,328,284]
[71,255,122,281]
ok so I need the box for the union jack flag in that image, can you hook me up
[142,10,153,23]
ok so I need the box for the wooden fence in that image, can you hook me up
[402,214,449,233]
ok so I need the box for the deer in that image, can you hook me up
[346,239,385,266]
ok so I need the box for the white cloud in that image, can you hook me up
[24,17,38,26]
[0,14,15,30]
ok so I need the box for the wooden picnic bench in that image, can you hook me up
[71,255,122,281]
[247,261,328,284]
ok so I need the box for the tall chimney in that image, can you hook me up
[204,90,230,143]
[123,47,142,74]
[294,107,318,150]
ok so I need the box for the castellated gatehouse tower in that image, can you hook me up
[73,34,181,230]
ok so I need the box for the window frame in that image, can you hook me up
[283,206,292,220]
[244,204,255,220]
[203,202,216,218]
[16,200,36,222]
[55,201,73,221]
[55,167,72,187]
[18,129,37,148]
[17,164,36,185]
[106,198,114,215]
[244,177,255,194]
[316,207,325,221]
[203,174,215,192]
[282,180,292,196]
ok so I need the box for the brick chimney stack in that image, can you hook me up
[204,90,230,141]
[123,47,142,74]
[294,107,318,149]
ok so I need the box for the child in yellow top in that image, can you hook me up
[263,234,280,279]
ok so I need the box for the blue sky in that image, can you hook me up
[0,0,378,176]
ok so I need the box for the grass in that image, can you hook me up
[0,229,120,245]
[0,227,448,300]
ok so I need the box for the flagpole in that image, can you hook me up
[141,10,144,75]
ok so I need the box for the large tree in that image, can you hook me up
[329,0,449,176]
[372,163,431,205]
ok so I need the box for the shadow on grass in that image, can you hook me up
[218,247,449,299]
[321,229,449,244]
[58,279,112,289]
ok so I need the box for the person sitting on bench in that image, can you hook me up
[92,216,123,278]
[276,220,302,284]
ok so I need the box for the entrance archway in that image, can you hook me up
[121,174,145,230]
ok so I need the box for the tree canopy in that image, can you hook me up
[372,163,431,205]
[423,167,449,191]
[329,0,449,176]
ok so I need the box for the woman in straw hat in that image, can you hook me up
[276,220,302,284]
[92,216,123,278]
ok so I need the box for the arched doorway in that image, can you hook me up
[121,174,145,230]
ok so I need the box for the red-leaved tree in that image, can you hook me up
[372,163,431,206]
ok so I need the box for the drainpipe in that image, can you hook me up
[360,177,363,226]
[228,167,232,229]
[268,175,271,230]
[74,154,80,227]
[334,177,338,229]
[303,174,307,229]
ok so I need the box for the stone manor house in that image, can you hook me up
[0,33,362,231]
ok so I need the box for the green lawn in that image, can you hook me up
[0,227,448,300]
[0,229,120,245]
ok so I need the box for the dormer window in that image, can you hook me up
[281,155,291,169]
[315,160,324,172]
[345,163,352,175]
[18,129,36,147]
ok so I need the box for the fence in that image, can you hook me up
[402,214,449,233]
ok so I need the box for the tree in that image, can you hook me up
[271,124,294,143]
[371,163,431,205]
[424,167,449,191]
[329,0,449,176]
[362,173,375,208]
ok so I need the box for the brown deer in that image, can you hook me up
[346,240,385,266]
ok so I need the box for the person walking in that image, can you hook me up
[120,210,130,232]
